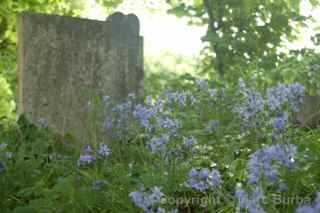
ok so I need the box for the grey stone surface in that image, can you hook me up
[18,12,143,143]
[295,95,320,128]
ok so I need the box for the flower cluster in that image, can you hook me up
[133,104,157,130]
[234,90,264,126]
[77,144,111,167]
[186,168,221,192]
[296,192,320,213]
[267,83,305,112]
[156,116,181,131]
[129,186,177,213]
[235,186,266,213]
[272,112,289,133]
[248,144,297,184]
[271,112,289,139]
[233,79,265,127]
[165,91,187,107]
[105,94,137,139]
[148,134,170,155]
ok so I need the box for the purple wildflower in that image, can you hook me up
[234,90,264,126]
[133,104,157,130]
[98,143,111,157]
[148,134,170,155]
[296,192,320,213]
[77,155,96,167]
[156,116,181,130]
[183,136,197,148]
[187,168,222,192]
[129,186,165,212]
[206,120,219,133]
[83,145,93,154]
[267,83,305,112]
[210,169,221,187]
[165,91,187,107]
[272,112,288,133]
[248,144,297,184]
[235,186,266,213]
[196,79,209,91]
[92,180,108,191]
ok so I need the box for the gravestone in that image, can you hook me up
[18,12,144,143]
[295,95,320,128]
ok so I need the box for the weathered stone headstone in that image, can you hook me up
[295,95,320,128]
[18,12,144,143]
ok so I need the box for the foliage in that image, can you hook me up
[95,0,124,11]
[167,0,320,77]
[145,51,200,96]
[1,74,320,212]
[0,74,15,126]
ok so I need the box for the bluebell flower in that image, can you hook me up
[196,79,209,91]
[296,206,317,213]
[98,143,111,157]
[234,90,264,127]
[208,89,218,98]
[0,161,5,173]
[92,180,108,191]
[205,120,219,133]
[130,191,145,209]
[272,112,288,134]
[267,83,305,112]
[190,95,198,105]
[0,143,7,150]
[133,104,157,130]
[156,208,166,213]
[83,145,93,154]
[165,91,187,107]
[187,168,222,192]
[248,144,297,184]
[238,78,247,92]
[149,187,165,204]
[210,169,221,187]
[103,117,113,131]
[296,192,320,213]
[200,168,210,179]
[148,134,170,155]
[77,155,96,167]
[235,186,266,213]
[130,186,165,213]
[189,168,198,178]
[156,116,181,130]
[102,95,110,106]
[183,136,197,148]
[146,95,153,105]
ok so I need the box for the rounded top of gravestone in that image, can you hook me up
[105,12,140,37]
[124,14,140,36]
